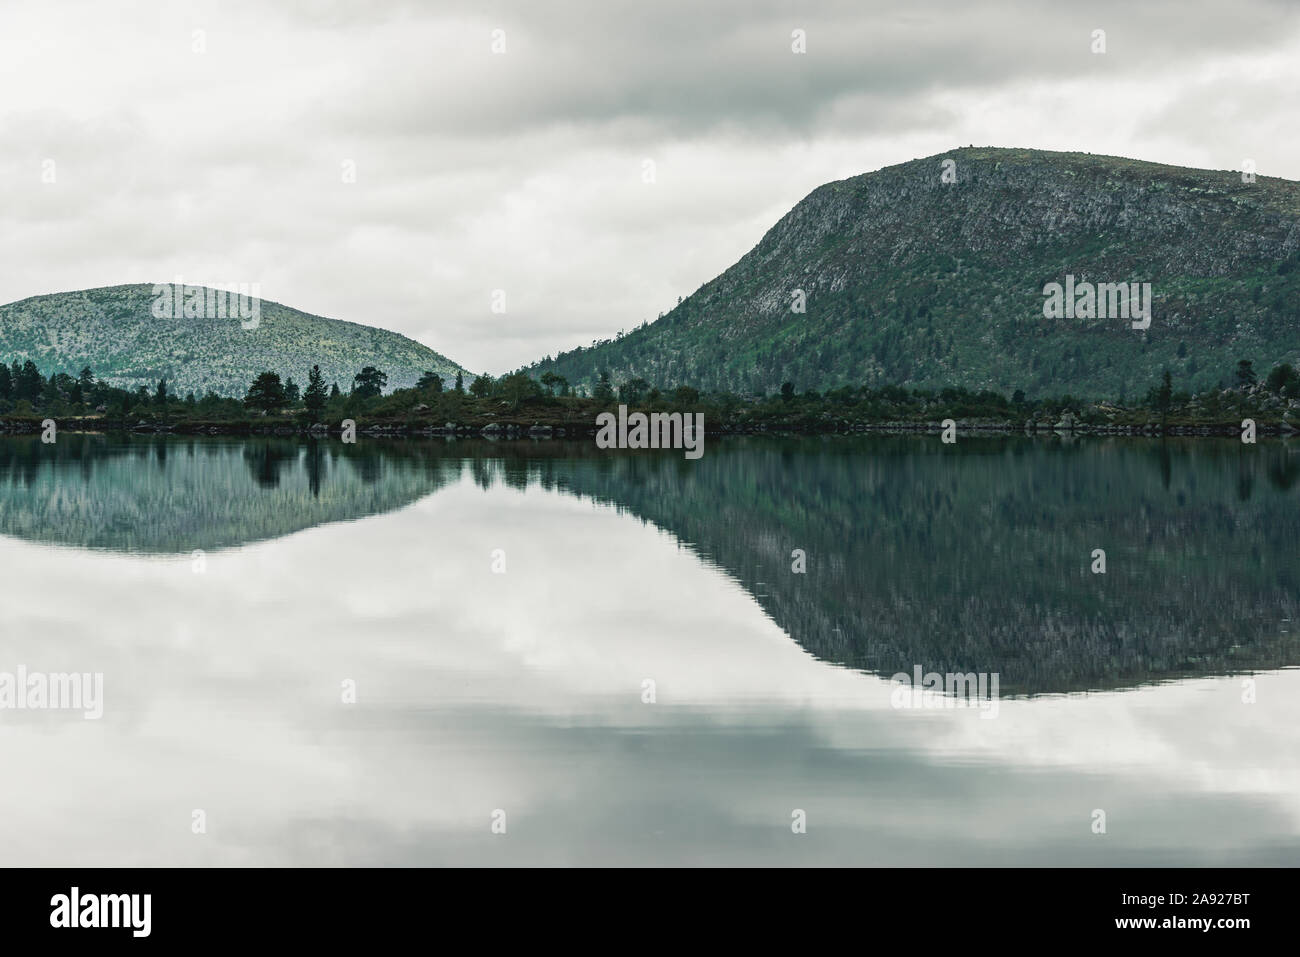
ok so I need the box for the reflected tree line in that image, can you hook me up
[2,433,1299,693]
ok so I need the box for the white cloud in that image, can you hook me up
[2,0,1297,375]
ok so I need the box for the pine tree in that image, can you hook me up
[15,361,43,401]
[352,367,387,399]
[244,371,289,414]
[1157,370,1173,420]
[304,365,328,415]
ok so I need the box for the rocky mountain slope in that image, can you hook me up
[530,147,1300,398]
[0,283,471,397]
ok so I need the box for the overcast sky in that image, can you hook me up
[2,0,1297,376]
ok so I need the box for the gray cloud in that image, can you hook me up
[1,0,1297,375]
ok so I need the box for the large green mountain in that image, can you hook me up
[530,147,1300,399]
[0,283,472,397]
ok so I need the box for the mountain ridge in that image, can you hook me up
[528,146,1300,398]
[0,282,473,397]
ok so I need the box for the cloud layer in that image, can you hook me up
[2,0,1297,375]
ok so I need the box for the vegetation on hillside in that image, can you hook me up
[528,147,1300,399]
[0,283,471,397]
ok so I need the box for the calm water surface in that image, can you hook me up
[2,433,1298,865]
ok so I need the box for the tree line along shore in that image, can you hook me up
[0,357,1297,438]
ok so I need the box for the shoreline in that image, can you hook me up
[1,416,1294,439]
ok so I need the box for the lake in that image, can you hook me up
[2,432,1298,865]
